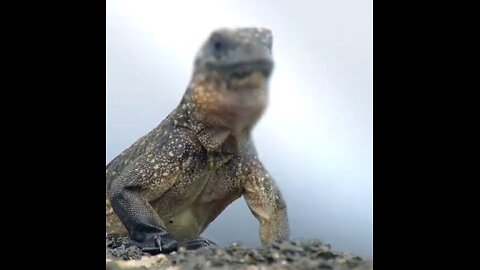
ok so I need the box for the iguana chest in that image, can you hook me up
[153,153,244,239]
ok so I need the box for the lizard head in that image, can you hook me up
[193,27,273,79]
[188,27,274,134]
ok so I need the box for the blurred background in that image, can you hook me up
[107,0,372,259]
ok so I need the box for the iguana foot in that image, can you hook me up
[128,232,179,255]
[127,234,215,254]
[179,237,217,250]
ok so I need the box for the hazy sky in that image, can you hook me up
[107,0,372,259]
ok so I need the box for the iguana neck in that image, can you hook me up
[170,89,250,153]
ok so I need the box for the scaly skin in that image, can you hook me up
[106,27,289,254]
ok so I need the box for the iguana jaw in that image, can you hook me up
[188,71,268,135]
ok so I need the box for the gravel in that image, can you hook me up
[106,234,372,270]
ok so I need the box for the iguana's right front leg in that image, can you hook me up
[109,182,179,253]
[108,128,213,254]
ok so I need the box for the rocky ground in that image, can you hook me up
[106,235,372,270]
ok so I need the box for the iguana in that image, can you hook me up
[106,27,289,254]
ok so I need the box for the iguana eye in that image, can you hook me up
[213,40,224,51]
[210,34,229,56]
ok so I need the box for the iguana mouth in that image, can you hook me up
[230,70,252,79]
[226,60,273,79]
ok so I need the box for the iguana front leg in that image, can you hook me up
[242,156,289,245]
[108,128,215,254]
[109,179,178,253]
